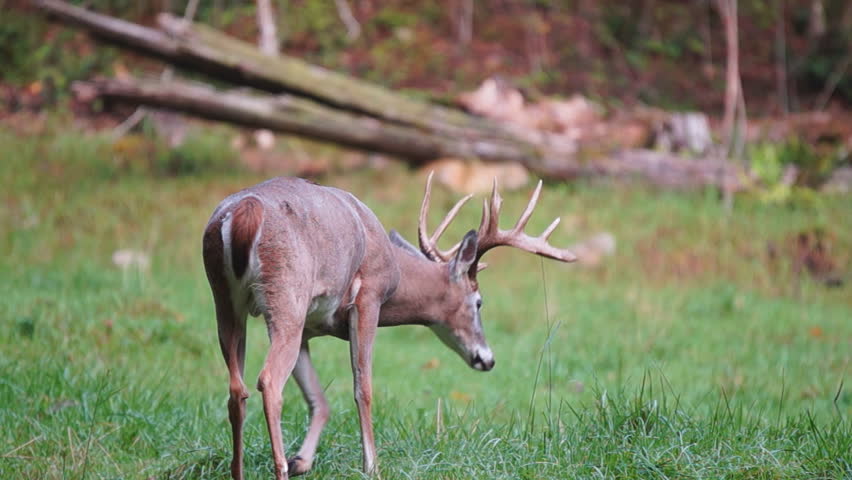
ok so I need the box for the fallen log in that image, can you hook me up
[75,78,530,162]
[78,77,747,190]
[38,0,748,191]
[34,0,515,142]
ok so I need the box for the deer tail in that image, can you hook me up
[230,197,263,278]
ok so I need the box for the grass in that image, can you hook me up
[0,128,850,479]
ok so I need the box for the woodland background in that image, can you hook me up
[1,1,850,479]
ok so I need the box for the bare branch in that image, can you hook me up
[335,0,361,41]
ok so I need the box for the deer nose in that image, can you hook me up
[472,348,495,371]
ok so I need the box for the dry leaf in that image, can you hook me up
[28,81,43,95]
[450,391,472,403]
[421,358,441,370]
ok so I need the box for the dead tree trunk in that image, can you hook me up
[76,77,745,190]
[38,0,506,138]
[255,0,279,56]
[76,77,526,163]
[715,0,747,153]
[37,0,748,191]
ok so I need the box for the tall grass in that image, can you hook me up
[1,129,849,479]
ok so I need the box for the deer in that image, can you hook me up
[201,172,576,480]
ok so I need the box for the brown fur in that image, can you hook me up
[230,197,263,278]
[203,176,530,480]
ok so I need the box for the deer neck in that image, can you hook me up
[378,247,447,328]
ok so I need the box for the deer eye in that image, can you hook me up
[476,298,483,310]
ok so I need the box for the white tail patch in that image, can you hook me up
[221,203,267,317]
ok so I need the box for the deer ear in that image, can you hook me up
[449,230,478,282]
[389,229,426,259]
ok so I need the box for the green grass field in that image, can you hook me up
[1,129,850,479]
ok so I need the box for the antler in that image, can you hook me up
[418,171,473,262]
[475,178,577,265]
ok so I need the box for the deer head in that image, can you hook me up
[410,172,577,372]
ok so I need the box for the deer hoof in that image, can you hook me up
[287,456,311,477]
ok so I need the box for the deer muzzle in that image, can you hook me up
[471,346,495,371]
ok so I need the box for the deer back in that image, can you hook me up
[204,177,399,327]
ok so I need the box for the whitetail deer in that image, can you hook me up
[202,173,576,480]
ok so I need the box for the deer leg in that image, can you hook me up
[257,311,305,480]
[287,342,330,476]
[349,299,380,476]
[215,302,249,480]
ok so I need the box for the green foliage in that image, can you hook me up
[754,138,841,184]
[288,0,348,57]
[800,43,852,103]
[742,0,778,29]
[748,138,846,206]
[365,35,450,88]
[0,12,49,84]
[364,39,410,86]
[749,142,794,204]
[0,127,239,189]
[599,3,705,62]
[203,4,256,30]
[0,11,117,93]
[789,1,852,103]
[782,138,843,186]
[150,128,239,177]
[369,6,419,32]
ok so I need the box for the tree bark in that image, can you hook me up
[255,0,279,56]
[77,78,525,162]
[714,0,747,208]
[715,0,740,148]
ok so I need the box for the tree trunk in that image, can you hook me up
[255,0,279,56]
[716,0,740,148]
[76,78,525,163]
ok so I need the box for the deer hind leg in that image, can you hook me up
[349,297,380,476]
[216,303,249,480]
[287,342,330,476]
[257,302,306,480]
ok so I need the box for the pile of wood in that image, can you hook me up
[35,0,746,191]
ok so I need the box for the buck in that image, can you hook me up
[202,173,576,480]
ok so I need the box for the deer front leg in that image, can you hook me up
[257,312,305,480]
[349,298,380,476]
[287,342,330,476]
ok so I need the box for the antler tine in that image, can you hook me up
[479,198,490,234]
[541,217,561,240]
[513,179,542,232]
[430,193,474,245]
[418,171,473,262]
[479,177,502,236]
[418,172,437,258]
[474,177,578,266]
[490,177,503,224]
